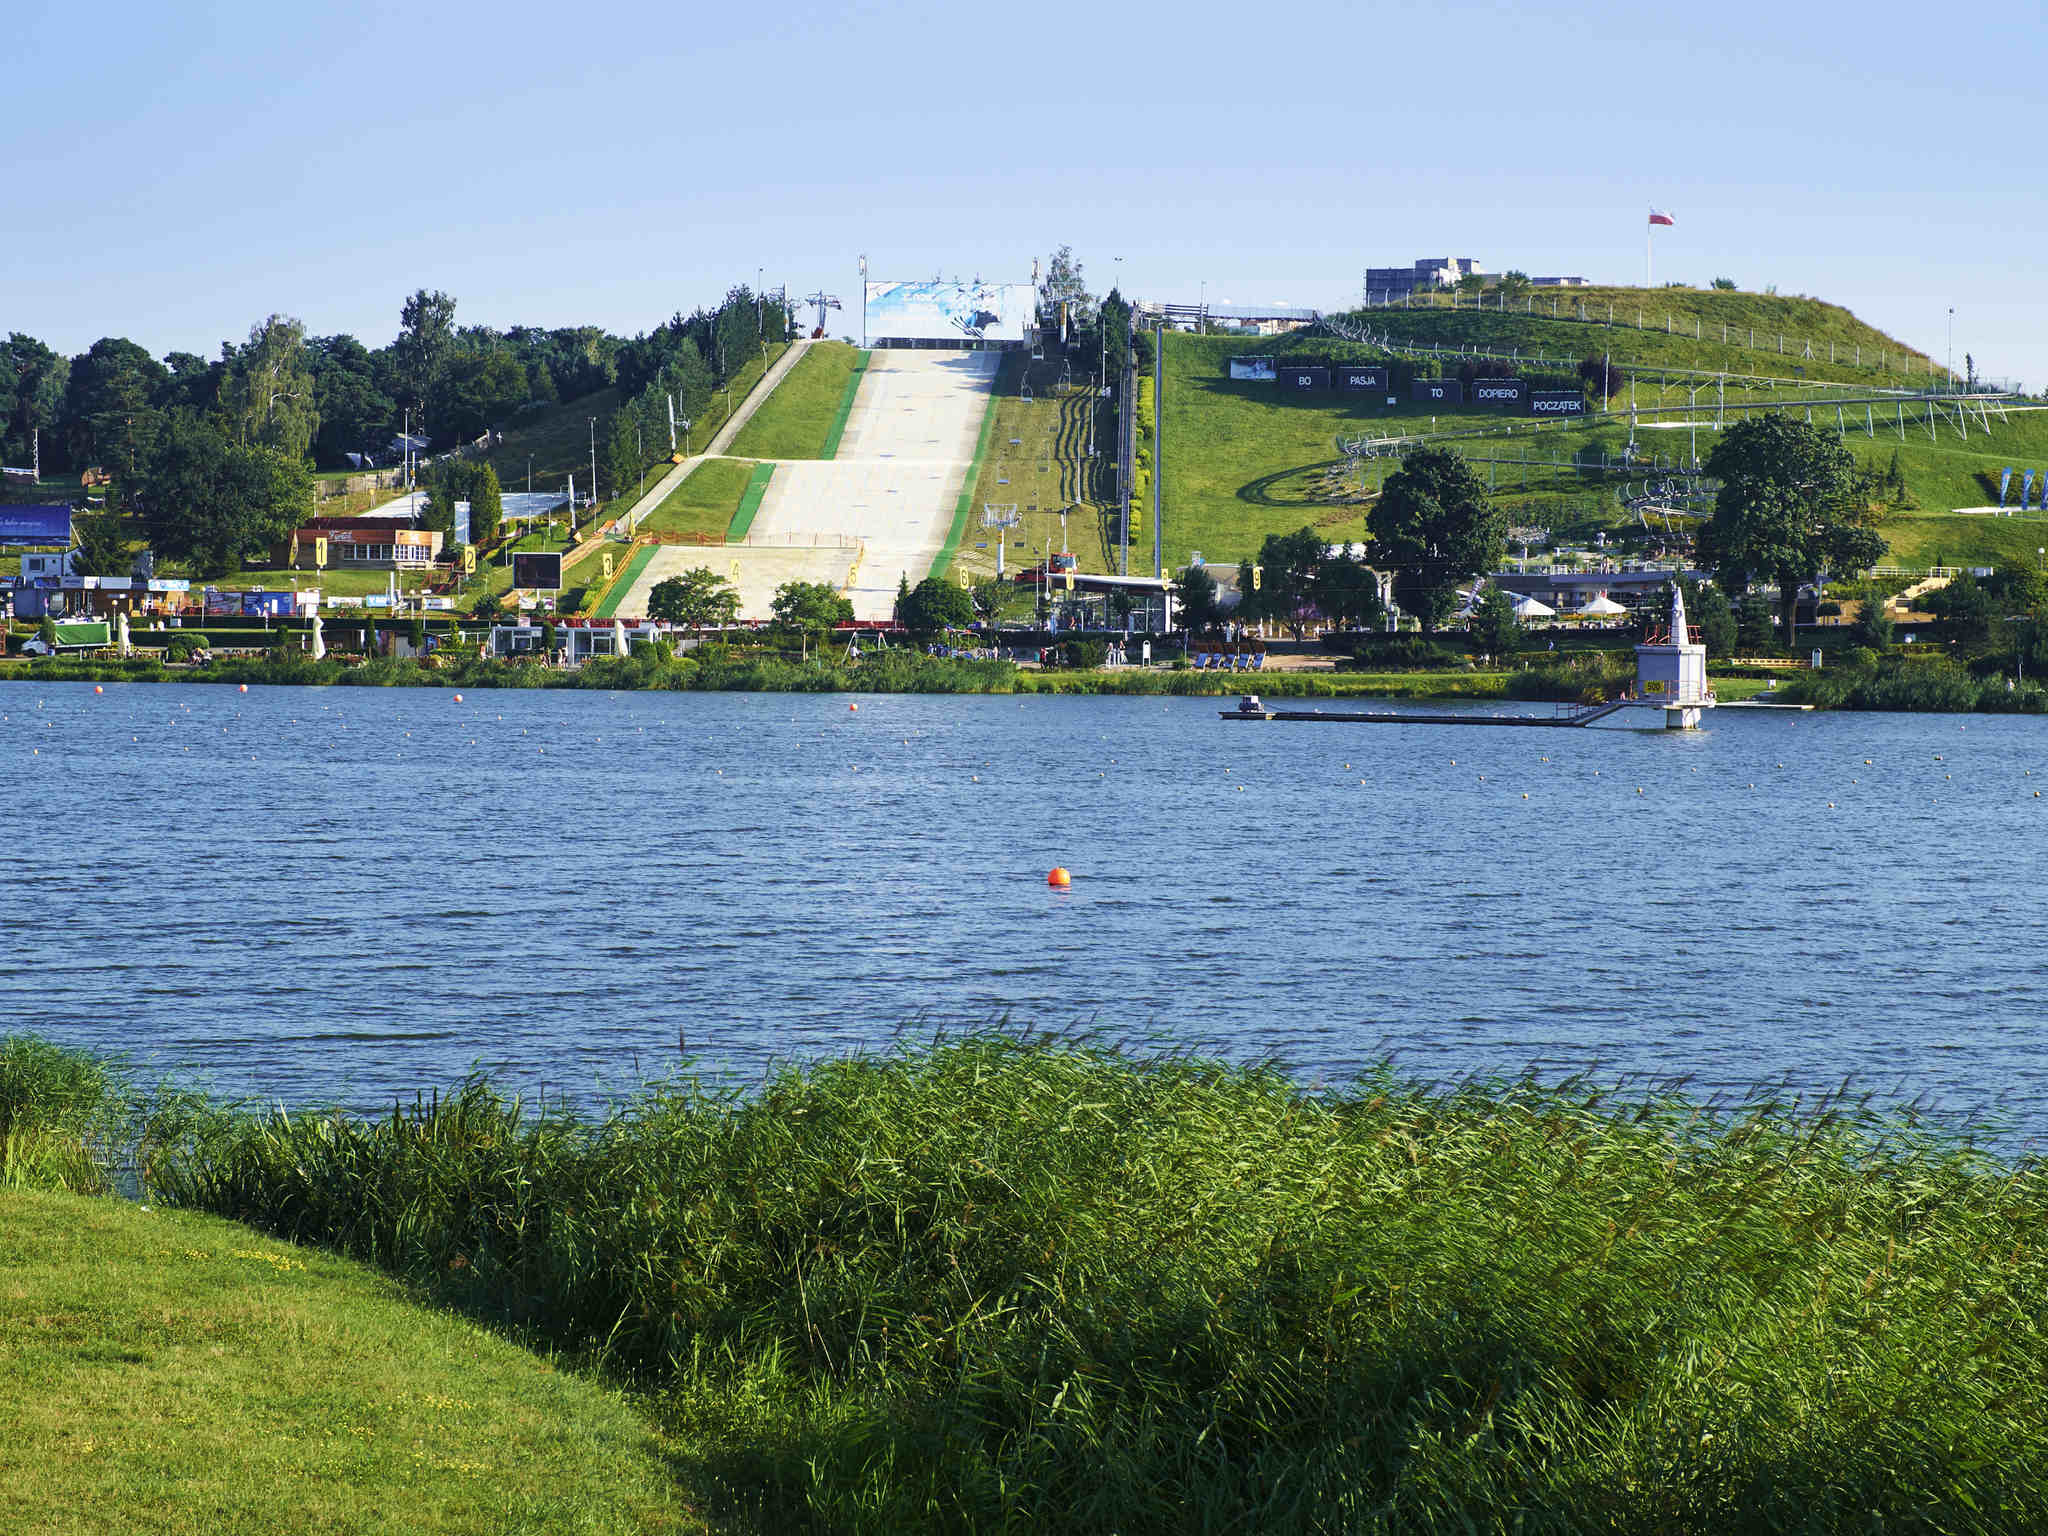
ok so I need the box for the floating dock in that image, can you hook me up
[1220,701,1630,728]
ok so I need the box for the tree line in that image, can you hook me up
[2,279,792,575]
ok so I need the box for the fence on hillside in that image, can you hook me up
[1331,290,2016,391]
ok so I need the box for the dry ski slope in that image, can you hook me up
[620,350,998,622]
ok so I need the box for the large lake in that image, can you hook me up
[6,683,2044,1141]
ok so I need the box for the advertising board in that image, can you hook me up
[1228,356,1277,382]
[1277,366,1330,392]
[242,591,296,617]
[864,280,1035,343]
[1336,364,1390,391]
[1529,390,1587,417]
[512,551,564,591]
[0,505,72,545]
[1411,378,1464,405]
[1470,378,1527,407]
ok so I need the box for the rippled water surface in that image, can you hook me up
[7,682,2046,1136]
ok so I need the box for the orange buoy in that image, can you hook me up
[238,684,248,693]
[849,702,858,711]
[1047,867,1072,888]
[453,693,464,703]
[93,686,103,694]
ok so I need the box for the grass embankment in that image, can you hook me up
[0,1194,687,1536]
[0,1035,686,1535]
[476,387,622,490]
[951,355,1110,583]
[18,1031,2041,1531]
[638,456,759,540]
[725,342,865,460]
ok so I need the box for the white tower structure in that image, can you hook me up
[1633,583,1714,729]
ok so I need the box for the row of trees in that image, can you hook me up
[7,277,788,575]
[2,299,626,481]
[601,287,792,500]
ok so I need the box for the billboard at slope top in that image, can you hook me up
[1228,356,1276,382]
[512,551,563,591]
[0,505,72,545]
[1529,390,1587,416]
[865,280,1035,343]
[1412,378,1464,404]
[1470,378,1527,407]
[1277,366,1330,391]
[1337,365,1389,391]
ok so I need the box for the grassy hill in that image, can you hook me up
[476,387,622,493]
[638,455,762,541]
[726,342,866,459]
[0,1189,687,1535]
[1153,310,2048,575]
[1350,283,1943,389]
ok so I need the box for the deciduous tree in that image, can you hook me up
[647,568,739,630]
[1468,585,1522,657]
[771,579,852,658]
[137,411,311,575]
[395,288,457,424]
[1698,414,1885,640]
[901,575,974,635]
[1237,526,1323,639]
[1368,447,1506,633]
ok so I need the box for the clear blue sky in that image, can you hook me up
[7,0,2043,387]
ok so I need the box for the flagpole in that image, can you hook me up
[1646,216,1652,288]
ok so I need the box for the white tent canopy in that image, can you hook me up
[1511,594,1556,618]
[1581,595,1628,616]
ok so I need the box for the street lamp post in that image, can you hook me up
[588,418,598,512]
[1947,307,1955,393]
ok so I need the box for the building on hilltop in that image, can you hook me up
[1131,300,1319,335]
[1364,257,1484,305]
[1362,258,1591,304]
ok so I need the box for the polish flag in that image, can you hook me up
[1648,208,1676,227]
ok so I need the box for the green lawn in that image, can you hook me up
[638,456,757,540]
[726,342,865,459]
[0,1190,688,1535]
[953,356,1114,582]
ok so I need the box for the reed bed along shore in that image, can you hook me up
[8,1030,2048,1532]
[0,647,1506,699]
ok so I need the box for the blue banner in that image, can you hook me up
[2025,470,2037,512]
[2000,467,2013,507]
[0,504,71,545]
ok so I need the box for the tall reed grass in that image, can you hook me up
[131,1033,2048,1531]
[0,1033,132,1192]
